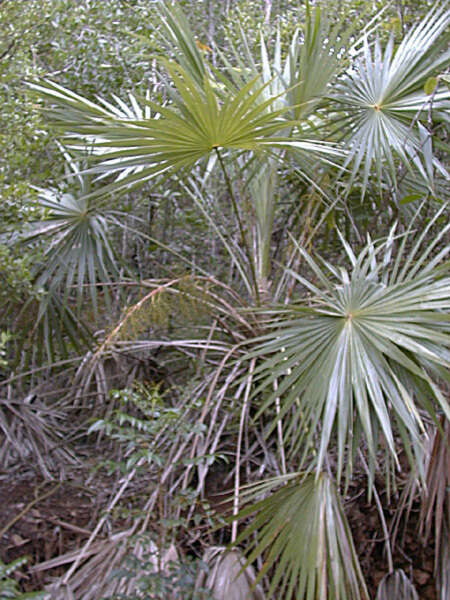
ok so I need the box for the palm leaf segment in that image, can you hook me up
[333,5,450,194]
[248,211,450,480]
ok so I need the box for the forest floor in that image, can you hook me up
[0,465,437,599]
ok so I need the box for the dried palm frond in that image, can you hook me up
[35,532,180,600]
[196,546,265,600]
[0,392,77,478]
[375,568,419,600]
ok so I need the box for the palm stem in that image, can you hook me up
[214,148,260,305]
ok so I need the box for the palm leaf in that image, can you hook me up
[225,0,365,121]
[245,212,450,482]
[154,0,206,87]
[26,190,118,313]
[28,13,344,199]
[233,473,369,600]
[9,155,120,361]
[22,292,93,363]
[332,4,450,195]
[18,152,120,312]
[28,72,297,195]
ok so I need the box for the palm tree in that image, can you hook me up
[20,1,450,598]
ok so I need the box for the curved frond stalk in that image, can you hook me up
[375,569,419,600]
[332,4,450,196]
[245,220,450,483]
[233,473,369,600]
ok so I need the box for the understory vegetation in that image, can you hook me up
[0,0,449,598]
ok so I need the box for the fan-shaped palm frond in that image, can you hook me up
[26,191,118,312]
[28,36,344,200]
[7,153,121,361]
[28,72,295,195]
[233,473,369,600]
[19,153,120,313]
[246,208,450,482]
[227,1,357,122]
[332,4,449,195]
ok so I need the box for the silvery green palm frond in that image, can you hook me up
[21,159,119,314]
[233,473,369,600]
[246,209,450,481]
[12,155,119,360]
[332,4,449,195]
[225,1,361,121]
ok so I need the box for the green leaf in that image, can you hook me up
[424,76,438,95]
[400,193,423,205]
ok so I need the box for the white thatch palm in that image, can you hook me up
[23,2,450,598]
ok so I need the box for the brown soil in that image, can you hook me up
[0,473,96,592]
